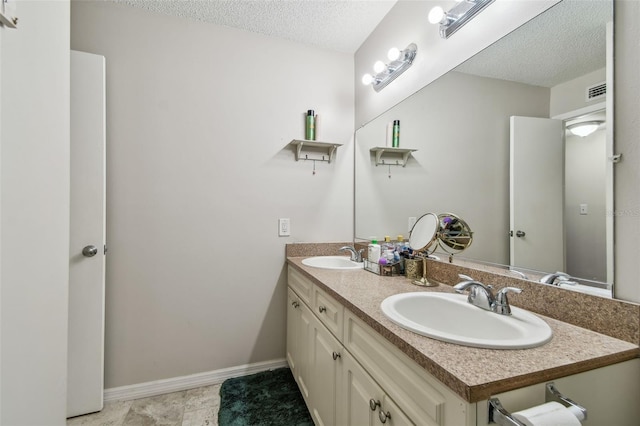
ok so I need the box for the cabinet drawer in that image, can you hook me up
[288,266,313,306]
[313,286,344,340]
[343,311,470,426]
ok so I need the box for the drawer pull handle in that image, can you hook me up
[332,351,341,360]
[291,301,300,308]
[379,409,391,424]
[318,306,327,313]
[369,399,381,411]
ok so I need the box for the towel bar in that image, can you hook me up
[488,382,587,425]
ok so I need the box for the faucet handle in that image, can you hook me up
[458,274,474,281]
[494,287,522,315]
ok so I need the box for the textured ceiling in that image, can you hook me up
[112,0,397,53]
[455,0,612,88]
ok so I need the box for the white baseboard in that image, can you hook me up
[103,358,288,402]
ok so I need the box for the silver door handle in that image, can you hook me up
[82,245,98,257]
[516,230,526,238]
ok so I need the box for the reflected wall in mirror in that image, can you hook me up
[354,0,613,295]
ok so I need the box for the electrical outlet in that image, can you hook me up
[279,218,291,237]
[408,216,417,232]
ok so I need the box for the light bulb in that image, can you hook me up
[428,6,445,24]
[569,124,599,137]
[362,74,374,85]
[387,47,401,61]
[373,60,386,74]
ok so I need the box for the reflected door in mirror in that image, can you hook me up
[510,116,564,272]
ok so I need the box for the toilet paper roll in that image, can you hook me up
[512,401,582,426]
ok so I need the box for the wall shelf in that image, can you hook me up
[290,139,342,164]
[370,147,417,167]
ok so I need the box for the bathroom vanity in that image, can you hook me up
[286,255,640,426]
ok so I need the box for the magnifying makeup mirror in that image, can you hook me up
[408,213,439,286]
[408,213,439,253]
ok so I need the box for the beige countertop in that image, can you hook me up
[286,256,640,403]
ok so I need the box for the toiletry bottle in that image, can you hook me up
[305,110,316,141]
[368,239,381,264]
[392,120,400,147]
[382,236,394,252]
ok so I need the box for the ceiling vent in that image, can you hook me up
[586,82,606,102]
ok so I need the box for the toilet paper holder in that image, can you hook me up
[488,382,587,425]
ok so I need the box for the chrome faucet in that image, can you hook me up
[339,245,364,262]
[539,272,571,285]
[509,269,528,280]
[453,280,494,311]
[453,278,522,316]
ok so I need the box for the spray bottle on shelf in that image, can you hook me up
[305,110,316,141]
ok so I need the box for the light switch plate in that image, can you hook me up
[580,204,588,215]
[279,218,290,237]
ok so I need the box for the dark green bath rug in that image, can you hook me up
[218,367,313,426]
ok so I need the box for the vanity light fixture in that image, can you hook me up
[568,121,604,137]
[429,0,495,39]
[362,43,417,92]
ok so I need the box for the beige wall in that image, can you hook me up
[565,130,607,282]
[613,0,640,302]
[550,68,606,117]
[71,0,354,388]
[1,1,71,423]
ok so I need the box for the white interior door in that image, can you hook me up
[67,50,106,418]
[510,116,564,273]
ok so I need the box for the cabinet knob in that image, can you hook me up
[379,409,391,424]
[332,351,341,360]
[318,306,327,313]
[369,399,381,411]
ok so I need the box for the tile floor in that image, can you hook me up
[66,384,221,426]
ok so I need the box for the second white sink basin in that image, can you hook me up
[381,292,552,349]
[302,256,364,270]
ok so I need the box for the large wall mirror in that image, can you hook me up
[355,0,613,297]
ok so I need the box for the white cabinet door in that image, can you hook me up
[309,313,342,426]
[297,299,313,401]
[287,289,300,375]
[340,351,381,426]
[340,351,413,426]
[287,287,312,402]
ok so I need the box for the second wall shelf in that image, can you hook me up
[370,147,417,167]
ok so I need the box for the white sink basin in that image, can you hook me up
[302,256,364,270]
[381,292,552,349]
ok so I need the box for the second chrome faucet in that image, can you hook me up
[453,275,522,316]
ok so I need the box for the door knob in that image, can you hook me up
[82,245,98,257]
[516,230,526,238]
